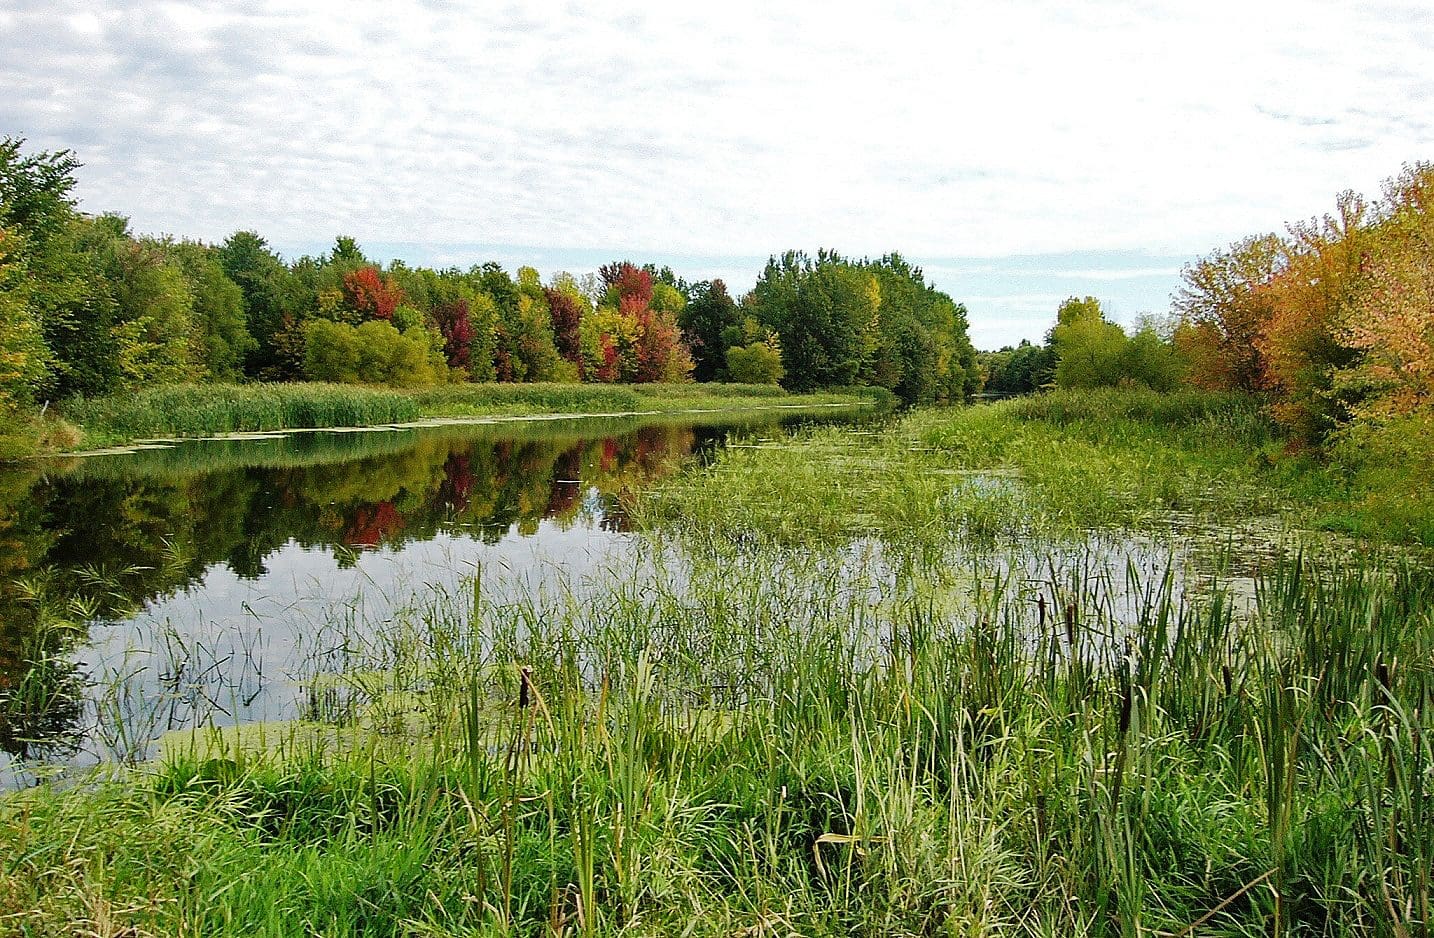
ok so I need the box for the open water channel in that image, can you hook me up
[0,406,872,787]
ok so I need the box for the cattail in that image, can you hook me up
[1037,595,1047,629]
[1118,642,1134,734]
[1222,664,1232,695]
[1374,660,1393,693]
[519,665,533,708]
[1063,603,1077,649]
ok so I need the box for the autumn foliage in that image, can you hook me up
[582,263,692,383]
[1169,164,1434,446]
[543,287,583,367]
[342,266,404,321]
[432,298,475,370]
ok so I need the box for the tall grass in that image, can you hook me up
[61,383,421,443]
[52,381,875,451]
[3,543,1430,935]
[411,382,648,415]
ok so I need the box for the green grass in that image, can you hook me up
[4,544,1431,935]
[646,387,1430,548]
[60,383,423,446]
[47,382,876,452]
[4,387,1433,935]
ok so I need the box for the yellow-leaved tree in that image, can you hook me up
[1335,163,1434,422]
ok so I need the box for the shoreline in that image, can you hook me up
[48,398,875,459]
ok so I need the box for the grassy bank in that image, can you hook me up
[3,388,1432,935]
[43,382,882,452]
[3,544,1431,935]
[647,388,1431,547]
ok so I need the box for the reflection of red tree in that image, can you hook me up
[545,446,583,516]
[601,438,618,472]
[346,501,404,547]
[440,454,473,511]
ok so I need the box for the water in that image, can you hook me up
[0,407,871,787]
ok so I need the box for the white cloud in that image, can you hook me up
[1051,268,1183,281]
[3,0,1432,345]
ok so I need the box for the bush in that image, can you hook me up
[303,320,439,388]
[725,342,784,384]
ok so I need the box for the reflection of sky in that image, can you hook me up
[2,506,639,788]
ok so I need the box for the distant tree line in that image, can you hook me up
[978,296,1182,396]
[978,161,1434,449]
[0,138,980,424]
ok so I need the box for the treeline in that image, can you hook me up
[0,138,979,426]
[979,297,1183,396]
[981,161,1434,449]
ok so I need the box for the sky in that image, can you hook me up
[4,1,1433,348]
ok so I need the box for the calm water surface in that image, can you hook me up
[0,408,870,787]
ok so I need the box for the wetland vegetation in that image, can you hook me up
[1,392,1431,936]
[2,136,1434,937]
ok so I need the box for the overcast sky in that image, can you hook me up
[4,1,1433,347]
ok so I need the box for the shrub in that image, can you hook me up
[725,342,784,384]
[303,320,439,388]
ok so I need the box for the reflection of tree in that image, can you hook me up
[0,418,760,760]
[0,466,87,763]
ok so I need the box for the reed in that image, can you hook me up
[3,390,1432,935]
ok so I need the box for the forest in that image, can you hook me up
[7,136,1432,475]
[0,137,980,453]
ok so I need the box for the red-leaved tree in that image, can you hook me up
[543,287,583,367]
[342,266,405,320]
[600,262,653,307]
[433,299,474,370]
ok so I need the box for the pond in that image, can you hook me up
[0,406,873,787]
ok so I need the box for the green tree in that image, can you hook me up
[980,340,1056,394]
[218,231,294,379]
[0,227,50,409]
[166,240,254,382]
[1120,320,1186,391]
[725,340,784,384]
[302,319,438,387]
[0,137,118,397]
[748,251,867,392]
[77,216,198,388]
[1050,296,1128,389]
[681,279,742,381]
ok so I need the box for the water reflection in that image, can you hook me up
[0,410,863,781]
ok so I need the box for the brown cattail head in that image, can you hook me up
[1222,664,1232,695]
[1038,595,1047,629]
[1375,660,1394,693]
[1063,603,1077,648]
[519,665,533,708]
[1118,641,1134,734]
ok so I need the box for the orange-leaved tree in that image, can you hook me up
[1255,191,1373,442]
[342,266,405,321]
[1172,234,1284,391]
[1336,163,1434,421]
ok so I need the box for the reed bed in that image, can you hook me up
[61,383,422,443]
[2,541,1430,936]
[51,382,875,452]
[3,391,1432,935]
